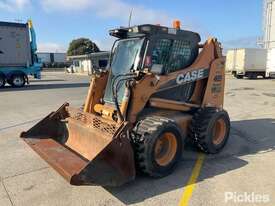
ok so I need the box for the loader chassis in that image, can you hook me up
[21,24,230,186]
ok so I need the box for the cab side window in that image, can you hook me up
[151,39,173,73]
[151,38,193,74]
[168,40,192,73]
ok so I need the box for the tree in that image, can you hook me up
[67,38,100,56]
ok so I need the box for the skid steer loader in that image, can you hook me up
[21,21,230,186]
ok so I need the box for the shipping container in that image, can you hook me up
[226,48,267,79]
[0,22,32,67]
[266,48,275,78]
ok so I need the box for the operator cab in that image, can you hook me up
[104,23,201,105]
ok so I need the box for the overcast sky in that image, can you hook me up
[0,0,263,52]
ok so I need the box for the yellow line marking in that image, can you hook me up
[178,153,206,206]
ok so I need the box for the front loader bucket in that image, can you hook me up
[20,103,136,186]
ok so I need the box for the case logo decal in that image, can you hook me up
[176,68,208,85]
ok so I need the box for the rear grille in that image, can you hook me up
[68,107,118,135]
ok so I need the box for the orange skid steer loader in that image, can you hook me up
[21,21,230,186]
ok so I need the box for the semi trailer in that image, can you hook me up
[266,48,275,78]
[0,20,41,88]
[226,48,267,79]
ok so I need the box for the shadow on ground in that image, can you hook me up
[104,118,275,204]
[30,79,66,83]
[0,83,89,92]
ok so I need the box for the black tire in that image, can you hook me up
[7,78,12,85]
[0,74,6,88]
[10,74,25,87]
[190,108,230,154]
[246,73,252,79]
[247,73,257,79]
[236,75,243,79]
[132,116,183,178]
[252,73,258,79]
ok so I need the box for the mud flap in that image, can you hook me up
[20,104,136,186]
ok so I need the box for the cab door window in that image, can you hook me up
[168,40,192,73]
[151,39,173,73]
[151,38,193,74]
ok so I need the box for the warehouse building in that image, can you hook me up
[67,51,110,75]
[263,0,275,48]
[262,0,275,77]
[37,52,67,68]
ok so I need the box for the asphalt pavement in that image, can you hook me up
[0,72,274,206]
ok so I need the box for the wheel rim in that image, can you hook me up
[154,132,177,166]
[13,76,24,86]
[212,118,227,145]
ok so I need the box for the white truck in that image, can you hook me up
[266,48,275,78]
[225,48,267,79]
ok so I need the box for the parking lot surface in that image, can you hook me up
[0,72,274,206]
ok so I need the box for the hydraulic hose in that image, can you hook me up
[112,74,136,122]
